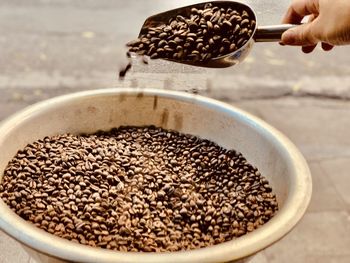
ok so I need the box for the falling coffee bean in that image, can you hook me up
[118,62,132,79]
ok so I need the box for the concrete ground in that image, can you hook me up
[0,1,349,262]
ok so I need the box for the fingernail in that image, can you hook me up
[282,30,296,45]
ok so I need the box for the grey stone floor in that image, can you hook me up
[0,0,350,262]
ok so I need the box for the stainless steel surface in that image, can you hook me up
[0,88,312,263]
[137,1,295,68]
[254,24,297,42]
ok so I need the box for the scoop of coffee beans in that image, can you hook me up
[126,2,256,63]
[0,126,278,252]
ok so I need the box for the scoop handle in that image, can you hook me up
[254,24,298,42]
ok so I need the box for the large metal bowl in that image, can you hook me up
[0,88,312,263]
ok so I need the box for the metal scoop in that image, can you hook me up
[138,1,296,68]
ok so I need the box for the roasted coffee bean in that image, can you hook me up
[150,53,159,59]
[219,46,226,54]
[159,32,168,38]
[0,126,277,252]
[209,38,215,46]
[184,42,191,49]
[151,37,160,43]
[206,21,213,30]
[233,24,241,35]
[174,37,183,44]
[241,19,250,28]
[223,20,232,28]
[214,24,221,32]
[158,40,167,47]
[186,37,195,43]
[197,43,204,50]
[126,39,140,47]
[164,47,174,53]
[118,62,132,79]
[188,21,198,31]
[168,40,177,48]
[237,38,247,47]
[187,33,197,38]
[251,20,256,28]
[242,10,250,19]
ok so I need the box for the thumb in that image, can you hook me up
[281,23,319,46]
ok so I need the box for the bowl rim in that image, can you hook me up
[0,88,312,263]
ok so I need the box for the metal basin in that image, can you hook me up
[0,88,312,263]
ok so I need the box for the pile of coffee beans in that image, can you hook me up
[126,2,255,63]
[0,126,278,252]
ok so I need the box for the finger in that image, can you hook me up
[302,45,317,53]
[308,13,316,23]
[282,0,320,24]
[321,42,334,51]
[281,23,318,46]
[282,5,304,24]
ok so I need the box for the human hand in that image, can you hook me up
[281,0,350,53]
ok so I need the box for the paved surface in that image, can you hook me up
[0,1,350,262]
